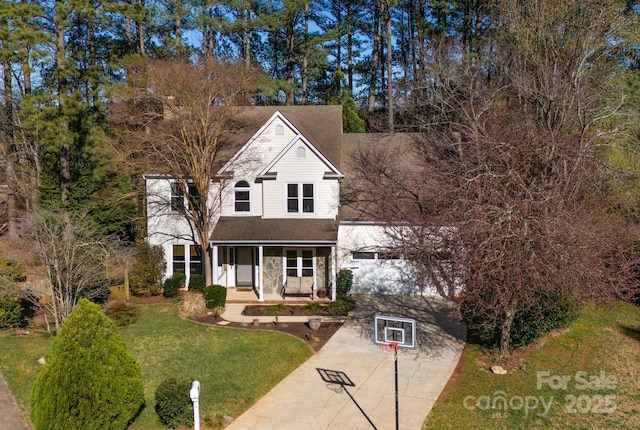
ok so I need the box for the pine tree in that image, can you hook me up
[30,299,145,430]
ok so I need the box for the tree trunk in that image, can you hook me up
[3,59,18,241]
[346,4,354,94]
[137,0,146,56]
[386,5,393,133]
[368,1,381,112]
[499,307,516,356]
[55,0,71,202]
[301,2,309,104]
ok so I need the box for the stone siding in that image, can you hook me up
[263,247,283,294]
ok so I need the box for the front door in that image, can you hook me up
[236,247,254,286]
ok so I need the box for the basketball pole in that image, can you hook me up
[394,345,399,430]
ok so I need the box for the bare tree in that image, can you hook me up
[22,207,113,333]
[346,0,640,355]
[111,57,265,286]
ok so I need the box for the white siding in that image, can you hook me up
[262,143,339,219]
[145,176,220,280]
[337,223,439,295]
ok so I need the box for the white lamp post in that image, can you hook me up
[190,380,200,430]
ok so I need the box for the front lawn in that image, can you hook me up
[423,301,640,430]
[0,303,313,429]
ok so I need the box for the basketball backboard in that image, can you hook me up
[374,315,417,349]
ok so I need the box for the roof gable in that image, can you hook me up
[218,108,343,179]
[258,134,343,179]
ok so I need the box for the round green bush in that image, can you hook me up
[0,297,23,328]
[0,258,26,282]
[163,272,186,298]
[204,284,226,309]
[155,378,194,428]
[189,274,206,293]
[30,299,144,430]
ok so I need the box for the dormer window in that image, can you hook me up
[275,124,284,136]
[234,180,250,212]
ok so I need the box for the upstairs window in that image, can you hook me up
[287,183,314,213]
[275,124,284,136]
[234,180,250,212]
[187,183,200,210]
[170,182,184,211]
[171,181,200,212]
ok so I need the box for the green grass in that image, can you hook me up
[423,301,640,430]
[0,304,312,429]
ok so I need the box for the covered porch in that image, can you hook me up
[225,287,332,304]
[211,217,339,302]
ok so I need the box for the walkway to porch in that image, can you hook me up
[225,287,332,305]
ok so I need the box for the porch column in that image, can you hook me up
[258,246,264,302]
[212,245,218,285]
[331,245,337,301]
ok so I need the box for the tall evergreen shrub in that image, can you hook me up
[30,299,144,430]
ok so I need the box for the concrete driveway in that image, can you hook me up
[225,295,466,430]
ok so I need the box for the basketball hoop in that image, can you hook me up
[379,341,399,361]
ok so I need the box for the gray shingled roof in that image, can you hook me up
[211,217,338,243]
[339,132,422,222]
[221,105,343,170]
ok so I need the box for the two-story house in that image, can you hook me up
[145,105,433,302]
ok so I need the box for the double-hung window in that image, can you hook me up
[170,182,184,211]
[286,249,314,277]
[234,181,250,212]
[287,183,314,213]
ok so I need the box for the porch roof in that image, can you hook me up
[211,217,338,244]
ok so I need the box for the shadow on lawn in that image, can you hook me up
[618,324,640,342]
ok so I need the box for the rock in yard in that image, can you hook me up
[491,365,507,375]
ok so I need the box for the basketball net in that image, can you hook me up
[379,341,399,361]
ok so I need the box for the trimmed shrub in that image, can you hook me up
[128,243,165,297]
[163,273,186,298]
[0,297,23,328]
[30,299,144,430]
[0,258,26,282]
[189,274,206,293]
[336,269,353,297]
[204,284,226,309]
[328,295,356,314]
[155,378,194,429]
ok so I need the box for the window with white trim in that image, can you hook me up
[352,250,401,260]
[173,245,185,273]
[286,249,314,277]
[189,245,203,275]
[287,183,314,213]
[171,181,199,211]
[234,180,250,212]
[170,182,184,211]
